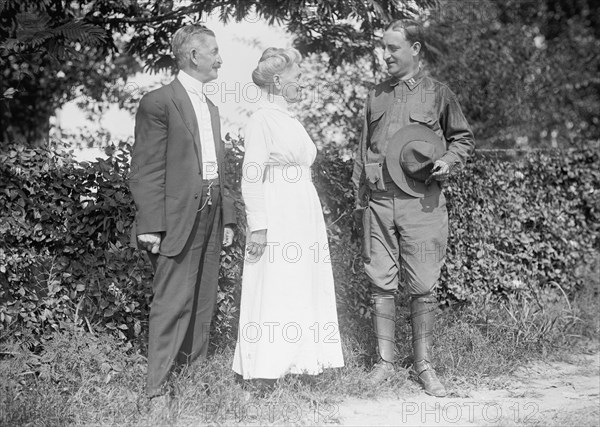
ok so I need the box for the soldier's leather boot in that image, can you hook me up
[367,294,396,386]
[410,293,447,397]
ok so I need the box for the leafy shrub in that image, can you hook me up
[440,148,600,304]
[1,142,598,349]
[0,142,152,347]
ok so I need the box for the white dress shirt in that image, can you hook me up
[177,70,219,180]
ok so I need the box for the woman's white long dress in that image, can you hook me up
[232,94,345,379]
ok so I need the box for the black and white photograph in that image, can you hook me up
[1,0,598,425]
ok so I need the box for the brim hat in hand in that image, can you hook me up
[385,124,446,198]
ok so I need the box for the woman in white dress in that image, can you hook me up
[232,48,344,386]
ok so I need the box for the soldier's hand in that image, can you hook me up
[426,160,450,185]
[137,232,161,254]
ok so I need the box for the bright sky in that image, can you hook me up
[57,15,291,159]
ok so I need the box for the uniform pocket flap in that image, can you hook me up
[409,112,435,124]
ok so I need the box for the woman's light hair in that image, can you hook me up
[252,47,302,88]
[172,25,216,67]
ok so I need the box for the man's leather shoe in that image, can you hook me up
[411,360,447,397]
[367,360,395,386]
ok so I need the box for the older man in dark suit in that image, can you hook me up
[128,25,236,410]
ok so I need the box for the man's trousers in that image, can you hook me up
[146,182,222,396]
[364,184,448,296]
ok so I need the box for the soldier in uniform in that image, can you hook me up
[352,19,475,397]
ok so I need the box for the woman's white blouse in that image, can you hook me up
[242,92,317,232]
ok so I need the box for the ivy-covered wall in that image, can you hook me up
[1,142,598,348]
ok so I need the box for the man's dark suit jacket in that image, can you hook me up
[129,78,236,257]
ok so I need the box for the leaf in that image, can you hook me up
[2,88,17,99]
[134,320,141,336]
[15,12,52,40]
[53,21,107,45]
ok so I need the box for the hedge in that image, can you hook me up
[1,141,598,347]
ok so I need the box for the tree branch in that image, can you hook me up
[89,4,197,25]
[88,2,238,26]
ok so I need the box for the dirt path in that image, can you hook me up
[336,353,599,426]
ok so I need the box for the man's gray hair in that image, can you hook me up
[172,25,216,67]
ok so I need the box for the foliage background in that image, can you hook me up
[1,140,598,350]
[1,2,599,424]
[1,0,598,150]
[428,0,599,148]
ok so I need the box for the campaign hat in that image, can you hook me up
[385,124,446,197]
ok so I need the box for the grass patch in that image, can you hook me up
[1,279,598,426]
[434,278,600,389]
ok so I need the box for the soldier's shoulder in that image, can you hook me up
[370,78,395,98]
[373,78,395,91]
[424,74,458,97]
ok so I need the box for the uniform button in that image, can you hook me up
[194,194,199,199]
